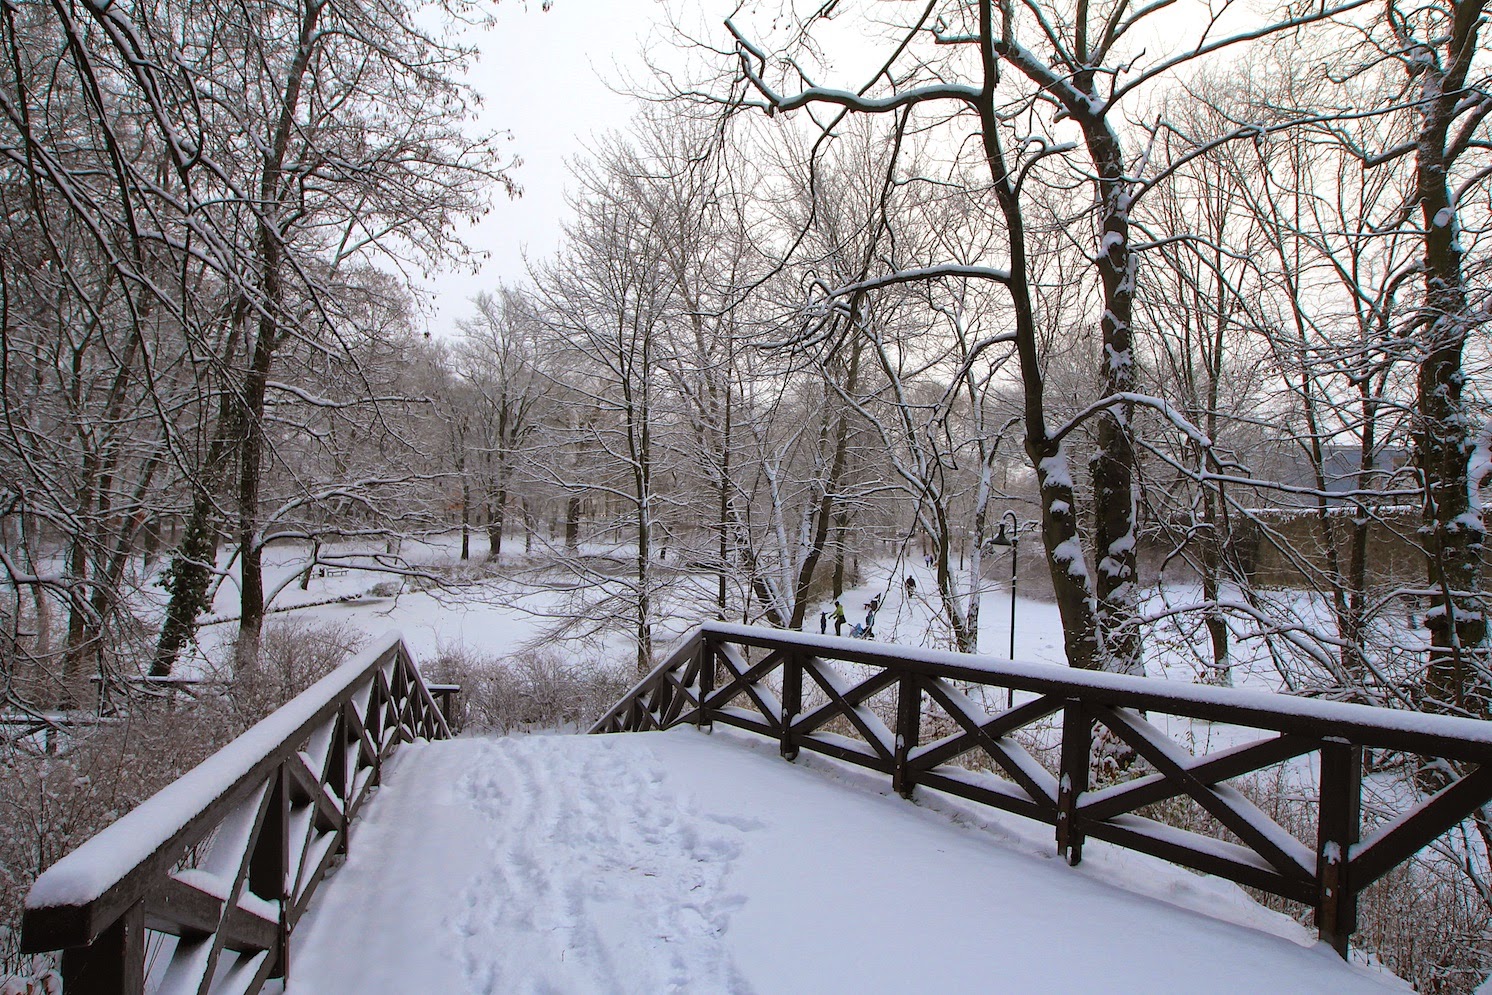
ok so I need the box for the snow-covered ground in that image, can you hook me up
[287,728,1404,993]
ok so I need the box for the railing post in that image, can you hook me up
[893,672,921,799]
[61,901,145,995]
[366,676,385,786]
[1316,740,1362,958]
[1057,700,1091,866]
[331,705,351,855]
[435,687,457,732]
[697,638,715,731]
[781,651,802,761]
[251,766,291,979]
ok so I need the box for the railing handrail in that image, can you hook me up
[594,621,1492,960]
[22,631,453,992]
[692,621,1492,759]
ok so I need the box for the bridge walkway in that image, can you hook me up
[287,729,1402,994]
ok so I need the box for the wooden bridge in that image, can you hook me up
[24,623,1492,992]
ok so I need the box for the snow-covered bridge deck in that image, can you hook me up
[287,729,1401,993]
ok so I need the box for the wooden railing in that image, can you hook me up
[592,621,1492,958]
[22,634,453,994]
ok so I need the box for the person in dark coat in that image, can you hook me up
[820,610,828,635]
[905,575,916,595]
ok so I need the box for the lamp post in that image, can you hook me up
[989,511,1020,708]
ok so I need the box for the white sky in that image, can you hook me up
[417,0,706,337]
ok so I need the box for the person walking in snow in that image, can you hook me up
[864,605,877,639]
[820,610,828,635]
[905,575,916,596]
[832,600,847,636]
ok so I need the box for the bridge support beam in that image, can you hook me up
[893,674,920,798]
[62,901,144,995]
[780,653,802,761]
[1057,701,1091,866]
[1316,742,1361,958]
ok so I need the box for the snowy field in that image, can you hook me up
[285,729,1404,994]
[166,535,1112,673]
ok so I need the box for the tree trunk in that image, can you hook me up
[1414,0,1487,715]
[977,7,1103,669]
[565,496,580,550]
[1080,115,1143,677]
[487,483,507,559]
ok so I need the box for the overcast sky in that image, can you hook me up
[417,0,700,337]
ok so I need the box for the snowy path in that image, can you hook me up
[287,729,1404,994]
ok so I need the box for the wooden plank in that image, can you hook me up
[143,878,278,955]
[703,646,784,736]
[893,674,921,798]
[248,768,289,980]
[915,680,1057,807]
[1056,700,1091,865]
[911,690,1063,770]
[1096,706,1314,884]
[287,753,344,835]
[915,768,1056,825]
[801,660,896,763]
[143,877,222,939]
[698,640,716,730]
[1080,734,1315,821]
[781,653,803,761]
[659,671,698,728]
[711,712,778,740]
[796,663,897,737]
[1085,817,1318,906]
[60,901,145,995]
[796,734,896,776]
[287,829,344,927]
[1315,742,1361,958]
[1350,762,1492,889]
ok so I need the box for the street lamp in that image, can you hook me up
[989,511,1020,708]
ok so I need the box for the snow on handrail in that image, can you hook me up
[22,632,454,995]
[28,633,407,910]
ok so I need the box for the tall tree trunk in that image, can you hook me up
[980,4,1102,669]
[788,332,863,629]
[487,482,507,559]
[235,315,277,673]
[565,496,580,550]
[1413,0,1487,715]
[154,317,244,675]
[459,459,470,561]
[1080,116,1143,677]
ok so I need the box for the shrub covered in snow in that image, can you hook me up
[422,645,632,735]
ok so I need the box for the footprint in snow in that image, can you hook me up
[448,737,754,994]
